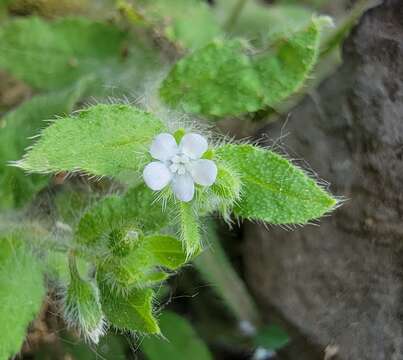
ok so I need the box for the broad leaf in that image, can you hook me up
[98,281,159,334]
[18,104,167,178]
[215,144,336,224]
[0,235,45,359]
[0,80,89,209]
[141,311,212,360]
[135,0,221,50]
[159,17,329,117]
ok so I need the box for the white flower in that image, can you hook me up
[143,132,218,202]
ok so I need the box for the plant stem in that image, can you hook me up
[224,0,249,32]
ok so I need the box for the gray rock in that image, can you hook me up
[244,1,403,359]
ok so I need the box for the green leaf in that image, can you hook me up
[215,144,336,224]
[135,0,221,50]
[0,17,126,90]
[0,80,89,210]
[253,324,290,351]
[76,184,169,249]
[98,280,159,334]
[159,17,329,117]
[141,311,213,360]
[98,234,186,289]
[0,235,45,359]
[18,104,167,178]
[64,255,104,343]
[178,202,201,257]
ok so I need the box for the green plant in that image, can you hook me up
[0,0,355,358]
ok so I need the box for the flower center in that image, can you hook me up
[168,154,191,175]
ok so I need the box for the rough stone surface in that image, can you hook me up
[244,1,403,359]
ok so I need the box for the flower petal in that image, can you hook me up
[150,133,178,161]
[143,161,172,191]
[179,133,208,159]
[190,159,218,186]
[171,174,195,202]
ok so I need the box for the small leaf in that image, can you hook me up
[76,184,169,249]
[160,17,328,117]
[143,234,187,270]
[0,235,45,359]
[141,311,213,360]
[98,234,186,290]
[0,17,126,90]
[253,324,290,351]
[0,80,89,210]
[64,255,104,343]
[216,144,336,224]
[135,0,221,49]
[98,280,160,334]
[18,104,167,178]
[178,202,201,257]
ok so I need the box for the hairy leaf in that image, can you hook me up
[18,104,167,177]
[178,202,201,257]
[216,144,336,224]
[160,17,329,116]
[0,235,45,359]
[76,184,169,248]
[0,80,89,209]
[141,311,212,360]
[98,281,159,334]
[98,234,186,289]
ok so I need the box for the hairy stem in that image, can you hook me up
[224,0,249,31]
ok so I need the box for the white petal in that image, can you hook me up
[179,133,208,159]
[171,174,195,202]
[150,133,178,161]
[190,159,217,186]
[143,162,172,191]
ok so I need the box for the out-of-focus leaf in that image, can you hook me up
[136,0,221,49]
[0,17,128,90]
[194,219,260,326]
[253,324,290,351]
[141,311,213,360]
[228,3,313,46]
[216,144,337,224]
[0,235,45,359]
[0,79,89,210]
[160,17,329,116]
[18,104,167,178]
